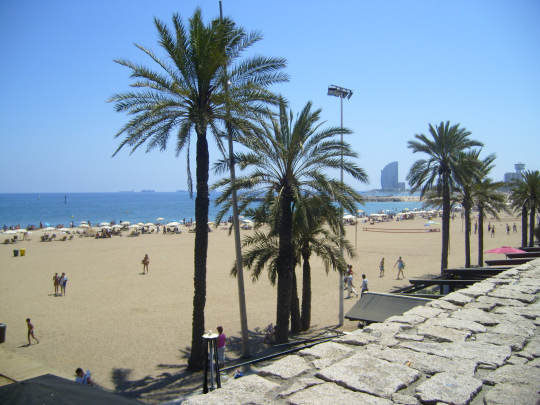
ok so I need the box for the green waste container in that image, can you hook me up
[0,323,6,343]
[13,250,19,257]
[20,249,26,256]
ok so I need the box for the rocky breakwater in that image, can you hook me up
[183,259,540,405]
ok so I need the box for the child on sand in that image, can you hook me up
[379,258,385,277]
[217,326,226,369]
[26,318,39,345]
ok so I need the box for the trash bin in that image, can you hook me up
[20,249,26,256]
[0,323,6,343]
[13,250,19,257]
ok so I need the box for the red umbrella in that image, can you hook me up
[484,246,526,254]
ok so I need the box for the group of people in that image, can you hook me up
[343,265,369,299]
[53,272,68,296]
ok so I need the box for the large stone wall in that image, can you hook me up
[183,259,540,405]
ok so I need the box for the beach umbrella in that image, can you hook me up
[484,246,526,254]
[168,221,180,226]
[129,225,139,229]
[137,222,144,226]
[403,208,409,211]
[3,230,16,234]
[156,217,164,221]
[121,221,130,225]
[144,222,154,226]
[112,224,123,229]
[79,224,89,228]
[44,223,50,227]
[44,227,55,231]
[80,221,87,224]
[58,228,71,231]
[101,226,112,229]
[100,222,110,227]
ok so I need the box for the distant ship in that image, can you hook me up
[119,191,135,193]
[141,189,155,192]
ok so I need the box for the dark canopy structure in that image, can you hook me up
[345,292,432,323]
[0,374,141,405]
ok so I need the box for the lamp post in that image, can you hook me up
[327,84,353,326]
[355,209,363,250]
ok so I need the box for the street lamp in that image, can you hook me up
[327,84,353,326]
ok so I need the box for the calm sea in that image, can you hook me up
[0,192,423,227]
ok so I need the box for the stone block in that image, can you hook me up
[458,283,496,298]
[463,301,498,312]
[315,353,420,399]
[298,342,354,370]
[493,306,540,319]
[498,284,540,295]
[364,345,477,376]
[440,291,475,306]
[332,331,378,346]
[426,299,460,311]
[488,289,538,304]
[450,308,500,326]
[523,338,540,357]
[392,393,419,405]
[287,382,394,405]
[386,314,426,325]
[518,277,540,287]
[404,306,444,319]
[363,322,404,336]
[504,355,529,365]
[414,372,482,405]
[277,377,323,398]
[526,357,540,367]
[258,355,311,380]
[476,295,527,307]
[416,324,471,343]
[491,313,537,329]
[425,317,487,333]
[396,333,424,342]
[400,341,511,369]
[483,383,540,405]
[482,364,540,386]
[182,375,279,405]
[491,321,535,339]
[475,332,528,351]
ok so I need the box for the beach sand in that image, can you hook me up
[0,213,523,402]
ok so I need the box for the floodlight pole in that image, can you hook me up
[220,1,250,358]
[328,85,352,327]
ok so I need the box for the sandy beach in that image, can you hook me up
[0,212,524,402]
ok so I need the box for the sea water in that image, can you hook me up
[0,192,423,227]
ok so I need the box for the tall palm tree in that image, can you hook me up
[473,178,507,266]
[407,121,482,272]
[108,10,287,370]
[214,99,368,343]
[453,150,496,268]
[511,171,540,247]
[510,181,529,247]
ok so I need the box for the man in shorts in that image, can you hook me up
[60,273,67,296]
[26,318,39,345]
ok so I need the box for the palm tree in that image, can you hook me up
[407,121,482,272]
[510,181,529,247]
[453,150,496,268]
[229,195,354,333]
[473,178,507,266]
[511,171,540,247]
[108,10,287,370]
[214,99,368,343]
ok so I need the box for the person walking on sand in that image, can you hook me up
[26,318,39,345]
[217,326,226,369]
[491,226,495,238]
[379,258,385,277]
[346,273,359,298]
[361,274,369,297]
[506,223,510,235]
[142,254,150,274]
[53,272,60,295]
[513,223,517,233]
[59,272,67,296]
[394,257,405,280]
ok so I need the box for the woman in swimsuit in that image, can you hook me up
[379,258,385,278]
[142,254,150,274]
[394,256,405,280]
[53,272,59,295]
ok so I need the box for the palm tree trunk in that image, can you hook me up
[290,269,302,333]
[464,202,471,268]
[529,205,536,247]
[522,205,528,248]
[300,249,311,331]
[441,179,451,272]
[478,209,484,267]
[187,127,210,371]
[275,192,294,343]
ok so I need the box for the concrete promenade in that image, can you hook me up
[182,259,540,405]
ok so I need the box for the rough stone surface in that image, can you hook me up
[386,314,426,325]
[332,331,378,346]
[475,332,528,351]
[276,378,323,398]
[498,284,540,295]
[426,299,460,311]
[519,277,540,287]
[182,375,279,405]
[490,321,535,338]
[315,353,420,399]
[400,341,511,369]
[414,372,483,405]
[450,308,500,326]
[298,341,354,369]
[396,333,424,342]
[514,351,535,361]
[404,306,444,319]
[287,382,394,405]
[441,291,475,306]
[482,364,540,386]
[504,354,529,365]
[492,312,537,329]
[463,300,499,311]
[257,355,310,380]
[526,357,540,367]
[416,324,471,342]
[364,322,404,336]
[392,393,419,405]
[475,295,528,307]
[523,338,540,357]
[364,345,477,376]
[483,383,540,405]
[424,317,487,333]
[493,305,540,319]
[458,283,496,298]
[488,289,538,304]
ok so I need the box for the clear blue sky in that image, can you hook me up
[1,0,538,193]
